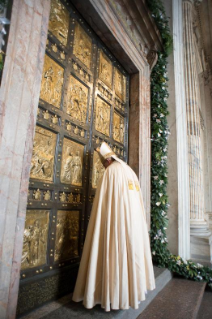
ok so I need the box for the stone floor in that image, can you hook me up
[197,291,212,319]
[19,267,172,319]
[137,278,206,319]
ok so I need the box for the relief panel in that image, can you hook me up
[95,96,110,136]
[114,68,126,102]
[60,138,84,186]
[99,51,113,88]
[48,0,69,46]
[113,112,125,144]
[40,54,64,108]
[30,126,57,182]
[65,75,88,123]
[73,22,92,69]
[21,210,49,270]
[92,151,105,189]
[55,210,80,261]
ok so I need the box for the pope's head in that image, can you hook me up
[103,157,115,169]
[96,142,117,168]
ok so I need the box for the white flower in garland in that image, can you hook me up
[158,230,162,236]
[152,251,156,255]
[160,114,165,118]
[156,119,161,123]
[156,202,161,206]
[197,263,203,268]
[182,258,187,265]
[177,260,181,266]
[161,210,166,216]
[154,176,158,180]
[158,133,161,137]
[159,180,164,185]
[159,193,163,197]
[197,275,203,280]
[153,114,157,118]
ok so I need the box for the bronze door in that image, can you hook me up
[17,0,129,315]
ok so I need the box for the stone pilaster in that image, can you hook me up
[171,0,190,259]
[183,0,206,227]
[0,1,50,318]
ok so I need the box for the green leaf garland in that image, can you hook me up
[147,0,212,288]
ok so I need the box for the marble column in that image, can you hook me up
[171,0,190,259]
[183,0,206,228]
[0,1,50,318]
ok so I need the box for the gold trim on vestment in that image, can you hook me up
[135,182,140,191]
[128,181,134,190]
[103,151,115,159]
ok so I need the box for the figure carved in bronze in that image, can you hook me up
[30,127,57,182]
[113,113,125,144]
[61,139,84,186]
[55,210,79,261]
[21,211,49,270]
[73,22,92,69]
[40,55,64,108]
[99,51,112,88]
[92,151,105,188]
[65,75,88,123]
[48,0,69,46]
[95,97,110,136]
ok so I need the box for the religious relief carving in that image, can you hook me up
[99,51,113,88]
[92,151,105,188]
[72,60,91,82]
[33,189,41,201]
[30,126,57,182]
[60,138,84,186]
[48,0,69,46]
[95,97,110,136]
[55,210,80,261]
[44,190,51,201]
[114,68,126,101]
[21,210,49,270]
[73,22,92,69]
[40,55,64,108]
[65,75,88,123]
[113,112,125,144]
[98,83,112,100]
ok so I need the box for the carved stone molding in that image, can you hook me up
[147,49,158,71]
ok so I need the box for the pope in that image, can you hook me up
[72,142,155,311]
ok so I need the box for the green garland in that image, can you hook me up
[147,0,212,288]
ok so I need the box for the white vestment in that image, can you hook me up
[72,159,155,311]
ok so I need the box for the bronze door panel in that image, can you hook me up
[99,51,113,89]
[21,210,49,270]
[64,75,89,123]
[30,126,57,182]
[95,96,111,137]
[113,112,125,144]
[55,210,80,262]
[48,0,70,46]
[40,54,64,108]
[73,22,92,69]
[60,138,84,186]
[92,150,105,189]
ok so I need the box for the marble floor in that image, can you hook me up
[19,267,171,319]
